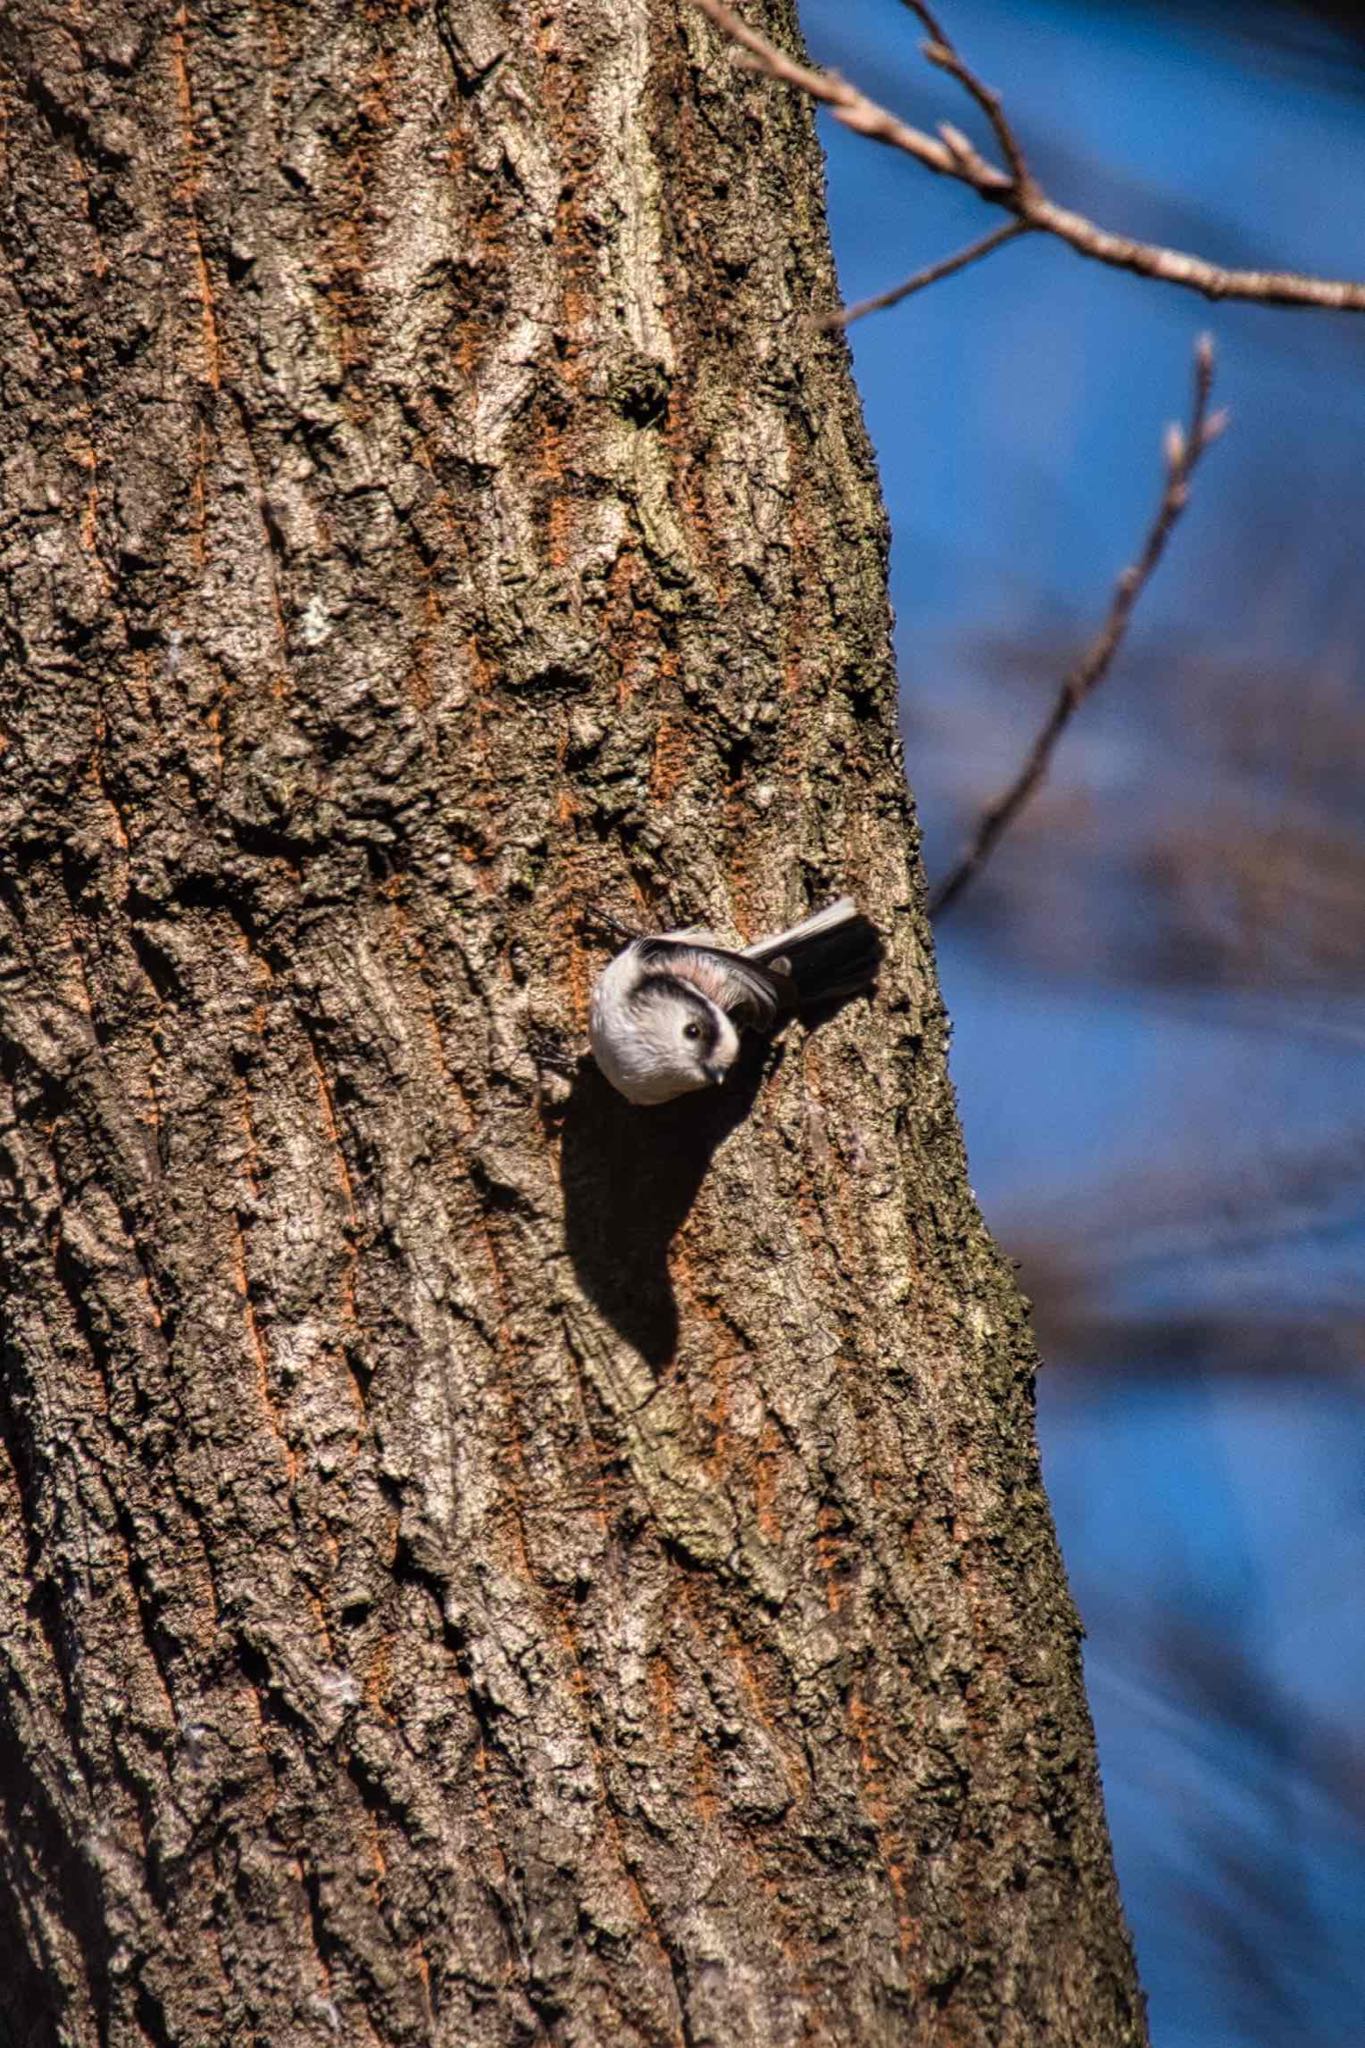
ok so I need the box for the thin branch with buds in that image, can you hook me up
[690,0,1365,314]
[902,0,1035,193]
[930,338,1227,916]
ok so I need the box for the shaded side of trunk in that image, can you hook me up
[0,2,1145,2043]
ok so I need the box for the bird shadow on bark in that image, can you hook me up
[558,1035,775,1369]
[560,983,871,1369]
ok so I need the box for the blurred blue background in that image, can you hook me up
[798,2,1365,2041]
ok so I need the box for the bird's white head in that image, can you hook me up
[591,969,740,1106]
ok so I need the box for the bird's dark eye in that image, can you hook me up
[682,1021,701,1041]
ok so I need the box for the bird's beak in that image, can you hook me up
[704,1063,728,1087]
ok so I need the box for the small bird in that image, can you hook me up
[589,897,880,1105]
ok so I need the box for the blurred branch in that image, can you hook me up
[1014,1122,1365,1275]
[901,0,1035,189]
[819,221,1028,329]
[932,338,1226,916]
[691,0,1365,313]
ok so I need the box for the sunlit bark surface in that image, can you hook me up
[0,2,1145,2042]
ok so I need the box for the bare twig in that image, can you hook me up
[689,0,1365,313]
[930,339,1227,917]
[821,221,1028,329]
[692,0,1009,187]
[901,1,1035,193]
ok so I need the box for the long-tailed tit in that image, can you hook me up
[589,897,879,1105]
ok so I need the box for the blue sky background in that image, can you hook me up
[797,3,1365,2041]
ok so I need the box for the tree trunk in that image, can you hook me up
[0,1,1146,2043]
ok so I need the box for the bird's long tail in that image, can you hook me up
[742,897,881,1008]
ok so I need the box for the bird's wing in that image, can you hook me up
[634,939,783,1029]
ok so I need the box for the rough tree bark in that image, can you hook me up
[0,1,1147,2043]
